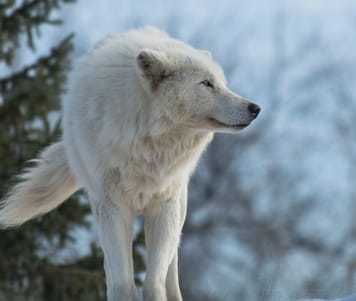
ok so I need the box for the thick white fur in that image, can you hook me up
[0,26,259,301]
[0,142,78,227]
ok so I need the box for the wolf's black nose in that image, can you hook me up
[248,103,261,118]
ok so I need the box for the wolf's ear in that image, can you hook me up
[136,49,171,91]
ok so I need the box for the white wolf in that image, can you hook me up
[0,26,260,301]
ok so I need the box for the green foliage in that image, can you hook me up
[0,0,75,65]
[0,1,146,299]
[0,34,72,178]
[40,244,106,301]
[0,1,126,300]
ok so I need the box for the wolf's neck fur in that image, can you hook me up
[132,128,213,179]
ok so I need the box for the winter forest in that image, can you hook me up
[1,0,356,300]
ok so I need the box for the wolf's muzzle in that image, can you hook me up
[248,103,261,118]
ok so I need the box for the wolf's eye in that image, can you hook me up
[200,80,214,89]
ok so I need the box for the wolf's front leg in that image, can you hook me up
[165,253,182,301]
[143,190,185,301]
[165,188,187,301]
[92,199,136,301]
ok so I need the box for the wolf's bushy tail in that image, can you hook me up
[0,142,79,228]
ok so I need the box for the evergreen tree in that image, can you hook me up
[0,1,144,300]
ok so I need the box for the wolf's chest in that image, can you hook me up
[105,132,213,210]
[111,156,187,211]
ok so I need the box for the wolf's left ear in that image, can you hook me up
[136,49,170,91]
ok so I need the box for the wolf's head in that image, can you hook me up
[136,47,260,134]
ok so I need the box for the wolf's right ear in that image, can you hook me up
[136,49,170,91]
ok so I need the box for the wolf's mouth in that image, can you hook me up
[207,118,250,130]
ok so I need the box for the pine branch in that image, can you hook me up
[0,33,73,90]
[0,0,75,64]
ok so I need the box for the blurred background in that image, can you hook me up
[1,0,356,300]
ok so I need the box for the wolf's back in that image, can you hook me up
[0,142,79,228]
